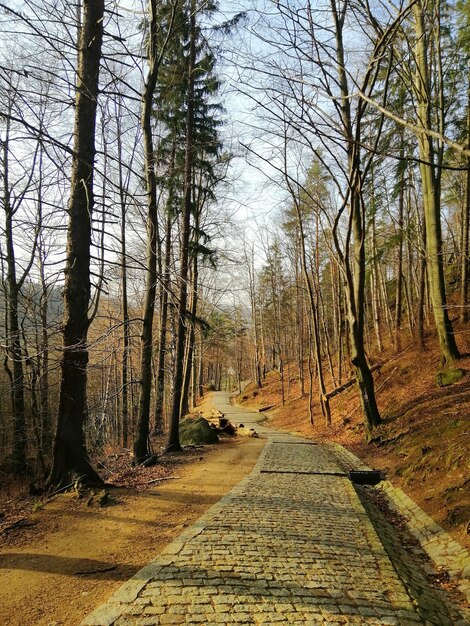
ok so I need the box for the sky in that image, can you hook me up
[213,0,291,243]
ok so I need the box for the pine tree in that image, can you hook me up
[164,0,225,451]
[133,0,226,457]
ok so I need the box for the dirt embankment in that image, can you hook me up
[236,339,470,552]
[0,430,265,626]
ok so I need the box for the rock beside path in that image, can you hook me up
[179,416,219,446]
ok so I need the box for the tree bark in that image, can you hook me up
[2,118,27,473]
[413,2,460,365]
[38,236,51,460]
[166,0,196,452]
[181,250,198,417]
[47,0,105,488]
[134,0,162,463]
[460,79,470,324]
[247,247,262,388]
[295,200,330,424]
[370,200,383,353]
[330,0,382,433]
[118,113,131,449]
[154,208,172,434]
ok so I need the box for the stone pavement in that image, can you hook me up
[82,393,469,626]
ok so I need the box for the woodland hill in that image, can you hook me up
[0,0,469,507]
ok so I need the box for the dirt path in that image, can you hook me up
[82,405,469,626]
[0,429,265,625]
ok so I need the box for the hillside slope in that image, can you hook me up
[236,333,470,551]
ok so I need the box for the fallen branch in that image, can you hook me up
[374,366,399,395]
[349,367,399,420]
[47,475,86,498]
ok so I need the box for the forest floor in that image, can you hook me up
[0,396,265,626]
[236,329,470,553]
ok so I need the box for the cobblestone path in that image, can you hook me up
[82,394,467,626]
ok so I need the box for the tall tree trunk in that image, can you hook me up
[331,0,381,433]
[181,250,198,417]
[154,209,172,434]
[38,240,51,460]
[47,0,105,488]
[134,0,163,462]
[295,256,305,396]
[2,118,27,473]
[198,332,204,398]
[331,261,343,384]
[166,0,196,452]
[417,227,427,350]
[35,144,51,462]
[394,142,405,351]
[297,207,330,424]
[247,247,262,388]
[191,331,199,407]
[307,313,315,425]
[370,204,383,353]
[460,79,470,324]
[115,98,131,449]
[413,2,460,365]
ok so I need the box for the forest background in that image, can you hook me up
[0,0,469,540]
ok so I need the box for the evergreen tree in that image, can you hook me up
[164,0,225,451]
[133,0,226,457]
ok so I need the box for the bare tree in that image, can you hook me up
[48,0,105,488]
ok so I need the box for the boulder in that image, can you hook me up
[179,416,219,445]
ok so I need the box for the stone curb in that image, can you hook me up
[379,481,470,602]
[329,442,470,604]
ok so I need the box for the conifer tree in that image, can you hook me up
[165,0,225,451]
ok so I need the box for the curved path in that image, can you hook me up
[82,393,466,626]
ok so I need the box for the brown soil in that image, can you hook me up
[0,407,265,626]
[236,331,470,552]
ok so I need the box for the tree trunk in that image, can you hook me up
[330,0,381,433]
[166,0,196,452]
[247,247,262,388]
[2,119,27,473]
[38,241,51,460]
[115,99,131,449]
[198,332,204,398]
[370,203,383,353]
[394,145,405,351]
[460,79,470,324]
[181,250,198,417]
[154,209,172,434]
[413,2,460,365]
[47,0,105,489]
[134,0,163,463]
[349,188,382,432]
[295,257,305,396]
[295,201,331,424]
